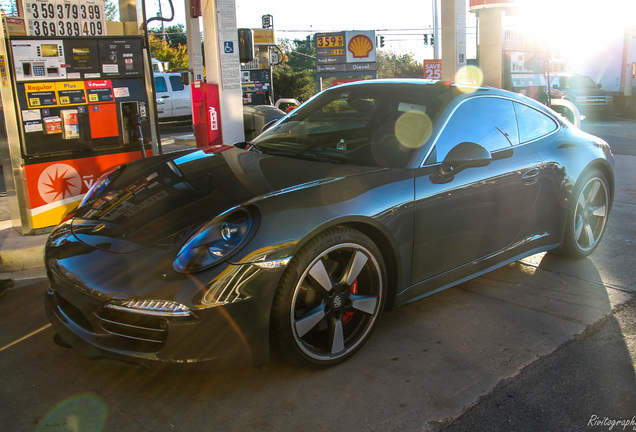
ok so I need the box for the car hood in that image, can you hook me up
[70,146,378,252]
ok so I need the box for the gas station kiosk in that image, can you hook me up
[0,25,155,234]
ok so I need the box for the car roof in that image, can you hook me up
[329,78,540,107]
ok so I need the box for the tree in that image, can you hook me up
[377,51,423,79]
[273,66,315,102]
[104,0,119,21]
[148,35,188,70]
[283,37,316,72]
[148,24,188,49]
[272,38,318,102]
[0,0,17,15]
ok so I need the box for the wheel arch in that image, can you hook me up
[289,217,403,310]
[578,160,615,208]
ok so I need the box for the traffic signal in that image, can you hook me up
[423,34,429,45]
[430,35,434,46]
[380,36,385,48]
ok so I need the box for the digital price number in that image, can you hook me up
[317,35,344,48]
[24,0,106,36]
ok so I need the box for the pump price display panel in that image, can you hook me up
[24,0,106,36]
[317,35,344,48]
[316,32,347,65]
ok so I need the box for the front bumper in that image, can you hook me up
[44,259,285,371]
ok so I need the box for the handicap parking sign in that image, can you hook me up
[224,42,234,53]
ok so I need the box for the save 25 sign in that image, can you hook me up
[423,59,442,80]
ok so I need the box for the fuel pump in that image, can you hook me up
[0,30,156,234]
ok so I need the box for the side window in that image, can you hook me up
[430,97,518,163]
[154,77,168,93]
[169,75,185,92]
[514,103,558,143]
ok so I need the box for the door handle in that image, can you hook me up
[522,168,540,185]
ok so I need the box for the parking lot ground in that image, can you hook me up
[440,298,636,432]
[0,247,633,431]
[0,119,634,432]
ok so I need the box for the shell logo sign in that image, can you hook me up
[348,35,374,59]
[345,30,376,64]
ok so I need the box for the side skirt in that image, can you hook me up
[394,243,560,308]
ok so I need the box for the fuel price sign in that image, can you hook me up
[23,0,107,37]
[317,34,344,48]
[316,32,346,66]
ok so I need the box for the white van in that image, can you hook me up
[154,72,192,121]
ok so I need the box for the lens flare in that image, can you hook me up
[455,66,484,93]
[395,111,433,149]
[36,394,107,432]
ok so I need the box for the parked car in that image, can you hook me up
[243,105,286,141]
[549,73,614,117]
[44,80,614,371]
[275,98,301,113]
[154,72,192,121]
[155,72,285,139]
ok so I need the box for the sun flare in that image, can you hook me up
[514,0,636,68]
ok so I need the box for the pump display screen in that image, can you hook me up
[40,44,59,57]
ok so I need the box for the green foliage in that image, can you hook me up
[0,0,17,15]
[148,24,188,49]
[104,0,118,21]
[377,51,424,79]
[272,37,318,102]
[273,66,315,102]
[284,37,316,72]
[148,35,188,70]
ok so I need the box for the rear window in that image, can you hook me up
[514,103,558,143]
[169,75,185,92]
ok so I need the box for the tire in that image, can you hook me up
[560,170,611,258]
[271,227,386,367]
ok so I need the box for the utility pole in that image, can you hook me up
[432,0,440,60]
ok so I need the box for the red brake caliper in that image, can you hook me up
[342,279,358,325]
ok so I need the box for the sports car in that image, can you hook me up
[44,80,614,370]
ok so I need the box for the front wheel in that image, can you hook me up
[271,227,386,367]
[560,170,611,258]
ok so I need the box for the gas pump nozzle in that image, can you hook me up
[121,102,146,158]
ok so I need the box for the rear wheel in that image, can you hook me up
[561,170,610,258]
[271,227,386,367]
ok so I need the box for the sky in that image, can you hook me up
[148,0,471,60]
[147,0,636,65]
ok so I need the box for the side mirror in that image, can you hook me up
[439,142,492,176]
[181,71,190,86]
[597,83,602,89]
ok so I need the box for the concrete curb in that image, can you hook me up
[0,221,47,272]
[173,135,196,146]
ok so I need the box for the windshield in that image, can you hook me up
[251,83,445,168]
[560,75,598,89]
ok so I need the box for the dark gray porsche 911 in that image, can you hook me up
[44,80,614,370]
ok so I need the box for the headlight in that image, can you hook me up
[173,207,255,273]
[80,165,123,207]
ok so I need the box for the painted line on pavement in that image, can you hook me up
[0,323,52,353]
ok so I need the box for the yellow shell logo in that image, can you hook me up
[348,35,373,59]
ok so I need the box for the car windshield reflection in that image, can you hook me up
[251,83,446,168]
